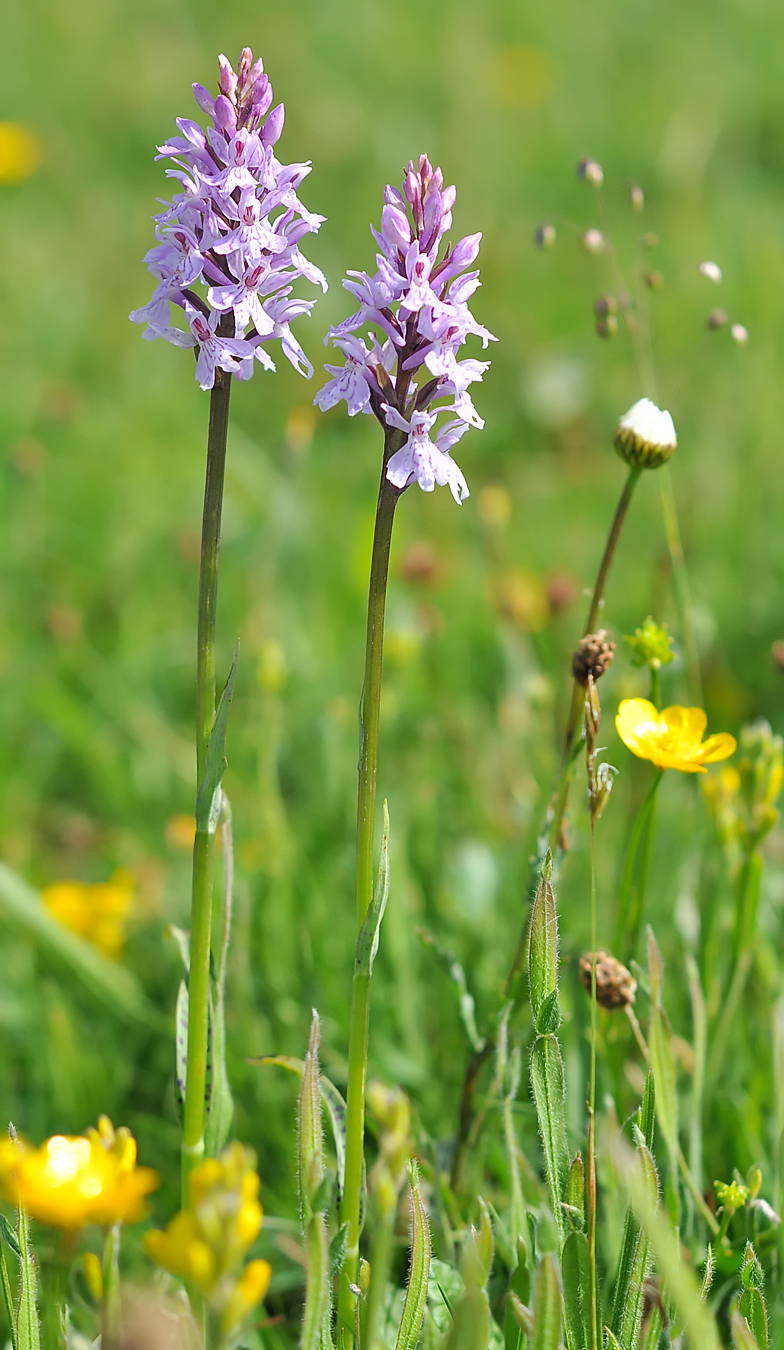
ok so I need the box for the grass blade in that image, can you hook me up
[530,1035,569,1242]
[528,853,557,1024]
[532,1252,561,1350]
[561,1230,589,1350]
[394,1161,432,1350]
[15,1205,39,1350]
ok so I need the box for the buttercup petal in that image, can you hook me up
[699,732,737,764]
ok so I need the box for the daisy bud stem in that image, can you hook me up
[339,434,401,1346]
[549,465,642,849]
[658,466,703,707]
[183,371,232,1193]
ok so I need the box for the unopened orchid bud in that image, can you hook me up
[577,156,604,187]
[383,184,407,209]
[441,184,457,212]
[707,308,728,330]
[643,269,664,290]
[192,83,215,115]
[731,323,749,344]
[250,56,264,81]
[218,54,237,100]
[262,103,285,146]
[582,228,604,253]
[381,204,412,251]
[534,222,556,248]
[699,260,722,284]
[213,95,237,134]
[614,397,677,470]
[630,184,644,211]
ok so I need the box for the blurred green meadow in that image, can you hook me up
[2,0,784,1323]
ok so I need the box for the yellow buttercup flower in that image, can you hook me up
[145,1142,268,1334]
[0,123,41,185]
[616,700,736,774]
[0,1117,158,1228]
[43,871,134,959]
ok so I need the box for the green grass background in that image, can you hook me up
[1,0,784,1318]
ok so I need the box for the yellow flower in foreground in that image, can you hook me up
[616,699,736,774]
[145,1142,269,1333]
[0,1116,158,1228]
[43,871,134,958]
[0,123,41,184]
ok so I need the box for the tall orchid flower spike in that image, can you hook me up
[130,47,326,384]
[130,49,326,1194]
[315,153,496,502]
[616,699,736,773]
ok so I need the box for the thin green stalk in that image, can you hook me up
[588,823,600,1350]
[183,369,232,1192]
[550,465,642,849]
[363,1213,394,1350]
[658,467,702,708]
[707,850,762,1085]
[101,1223,121,1350]
[0,1241,16,1350]
[338,445,400,1347]
[649,665,661,712]
[615,769,664,961]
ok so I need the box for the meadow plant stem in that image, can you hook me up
[549,465,642,849]
[707,849,763,1085]
[588,822,600,1350]
[183,370,232,1190]
[615,769,664,961]
[658,467,702,707]
[339,445,400,1346]
[101,1222,122,1350]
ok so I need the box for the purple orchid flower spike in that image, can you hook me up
[315,153,496,503]
[130,47,326,387]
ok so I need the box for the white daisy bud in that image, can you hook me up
[731,323,749,344]
[582,228,604,253]
[614,397,677,470]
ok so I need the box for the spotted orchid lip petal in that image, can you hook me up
[130,47,325,384]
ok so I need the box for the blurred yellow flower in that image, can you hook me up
[43,871,134,958]
[0,123,41,184]
[165,814,197,850]
[616,699,736,774]
[145,1142,269,1333]
[0,1116,158,1228]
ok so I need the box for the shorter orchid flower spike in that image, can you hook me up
[315,153,495,505]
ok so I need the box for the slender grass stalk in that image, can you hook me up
[183,369,232,1191]
[614,769,664,961]
[549,465,642,850]
[658,467,702,708]
[101,1223,121,1350]
[707,849,762,1085]
[338,442,401,1346]
[588,821,600,1350]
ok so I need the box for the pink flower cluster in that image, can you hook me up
[315,155,495,504]
[130,48,326,389]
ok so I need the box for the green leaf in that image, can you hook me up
[444,1286,490,1350]
[0,1214,21,1258]
[174,979,189,1114]
[646,929,678,1177]
[565,1152,584,1227]
[508,1292,534,1338]
[0,864,151,1023]
[536,990,561,1035]
[530,1036,569,1242]
[15,1206,39,1350]
[561,1231,589,1350]
[740,1288,768,1350]
[395,1161,432,1350]
[164,924,191,975]
[700,1245,715,1301]
[329,1223,349,1278]
[195,646,238,835]
[460,1197,494,1289]
[731,1312,760,1350]
[639,1071,655,1150]
[611,1144,657,1350]
[253,1056,347,1198]
[301,1211,332,1350]
[355,800,390,977]
[205,986,234,1157]
[298,1012,325,1225]
[641,1306,662,1350]
[528,853,557,1023]
[532,1252,561,1350]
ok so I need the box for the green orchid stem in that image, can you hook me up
[707,849,762,1085]
[338,443,401,1347]
[658,466,702,708]
[549,465,642,850]
[615,768,664,962]
[183,370,232,1195]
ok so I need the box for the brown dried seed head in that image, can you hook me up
[572,630,616,686]
[579,950,637,1009]
[707,308,728,331]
